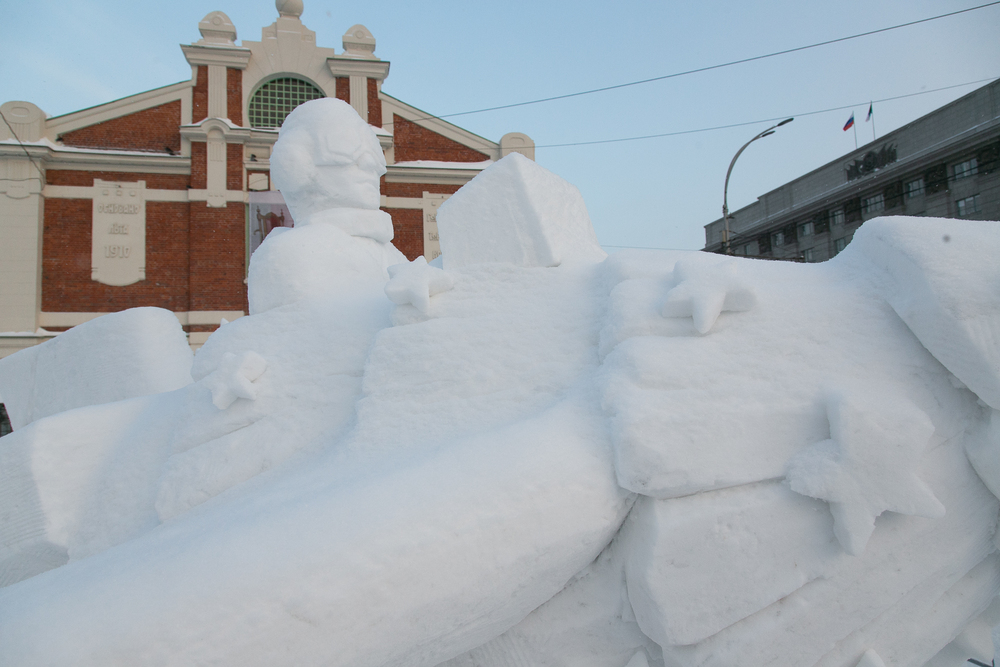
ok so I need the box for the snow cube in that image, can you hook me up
[437,153,607,269]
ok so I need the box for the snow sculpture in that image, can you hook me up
[0,104,999,667]
[436,151,607,269]
[660,257,756,334]
[0,307,192,429]
[384,256,456,314]
[786,386,945,556]
[248,98,406,314]
[201,350,268,410]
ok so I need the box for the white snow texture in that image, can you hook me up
[0,98,998,667]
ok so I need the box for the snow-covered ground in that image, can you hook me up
[1,98,998,667]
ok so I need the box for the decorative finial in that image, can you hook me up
[276,0,304,18]
[342,24,377,59]
[197,11,237,45]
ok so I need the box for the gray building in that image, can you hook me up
[704,79,1000,261]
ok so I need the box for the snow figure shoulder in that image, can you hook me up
[248,98,406,314]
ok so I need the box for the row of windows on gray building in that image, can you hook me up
[704,79,1000,262]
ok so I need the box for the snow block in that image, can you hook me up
[847,217,1000,410]
[0,308,192,430]
[437,152,607,269]
[0,399,631,667]
[623,482,848,647]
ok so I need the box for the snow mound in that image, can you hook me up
[437,152,607,269]
[0,307,192,429]
[847,216,1000,410]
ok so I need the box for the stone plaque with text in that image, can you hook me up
[91,180,146,286]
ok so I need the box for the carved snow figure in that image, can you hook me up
[1,98,1000,667]
[248,97,407,314]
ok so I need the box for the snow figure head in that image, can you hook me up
[270,98,387,222]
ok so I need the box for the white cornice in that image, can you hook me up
[326,58,390,80]
[385,164,483,186]
[38,310,245,328]
[43,185,189,201]
[180,119,253,143]
[181,44,252,69]
[0,143,190,174]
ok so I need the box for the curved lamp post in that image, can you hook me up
[721,117,794,254]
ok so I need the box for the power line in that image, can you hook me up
[533,77,999,148]
[379,1,1000,126]
[0,110,46,179]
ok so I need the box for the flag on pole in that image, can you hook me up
[843,113,855,131]
[866,103,873,122]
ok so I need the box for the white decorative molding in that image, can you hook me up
[385,164,486,186]
[38,310,245,328]
[349,76,368,122]
[180,44,252,69]
[381,196,424,209]
[0,152,44,334]
[207,65,228,119]
[91,180,146,286]
[241,15,338,123]
[326,58,390,81]
[43,185,188,202]
[341,24,377,59]
[421,193,449,261]
[0,101,46,142]
[500,132,535,161]
[197,11,238,46]
[187,189,246,203]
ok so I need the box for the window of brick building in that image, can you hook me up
[831,209,845,226]
[248,77,325,129]
[803,248,816,262]
[956,194,981,217]
[834,237,847,254]
[862,193,885,215]
[953,158,978,180]
[773,231,785,247]
[800,221,814,237]
[905,178,924,198]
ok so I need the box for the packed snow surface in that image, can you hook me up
[1,99,998,667]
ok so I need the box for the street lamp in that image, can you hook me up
[721,117,793,254]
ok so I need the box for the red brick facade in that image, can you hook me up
[192,66,209,123]
[59,102,182,154]
[25,21,514,348]
[227,68,243,126]
[188,202,247,313]
[336,78,350,103]
[384,208,424,260]
[382,181,462,198]
[42,200,192,313]
[392,115,490,163]
[367,79,382,127]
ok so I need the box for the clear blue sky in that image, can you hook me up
[4,0,999,250]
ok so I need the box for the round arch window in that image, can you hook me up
[248,77,325,129]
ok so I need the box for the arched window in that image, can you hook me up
[248,77,324,129]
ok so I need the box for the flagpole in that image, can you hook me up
[871,107,876,142]
[853,119,858,149]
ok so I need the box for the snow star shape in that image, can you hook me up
[661,259,756,334]
[202,350,268,410]
[786,387,946,556]
[384,256,455,313]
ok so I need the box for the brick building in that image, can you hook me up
[703,79,1000,260]
[0,0,534,357]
